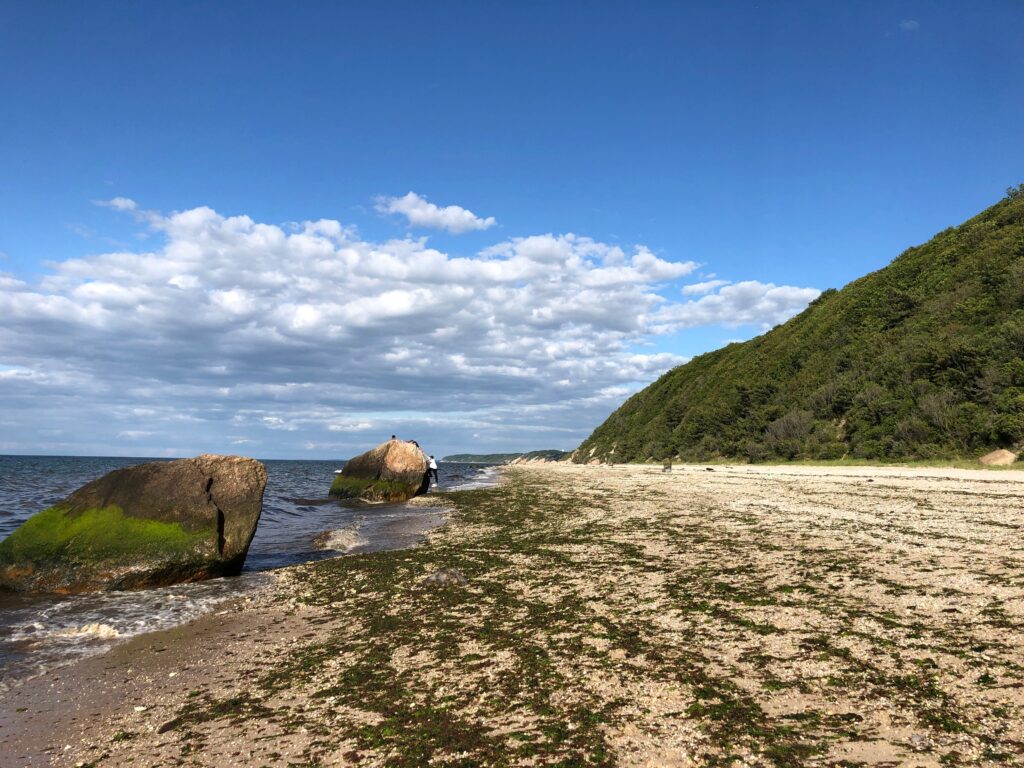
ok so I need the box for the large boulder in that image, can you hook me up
[980,449,1017,466]
[330,439,429,502]
[0,455,267,593]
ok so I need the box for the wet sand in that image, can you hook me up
[2,465,1023,766]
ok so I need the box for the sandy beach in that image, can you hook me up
[3,463,1023,767]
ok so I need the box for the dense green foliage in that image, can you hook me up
[517,449,571,462]
[577,191,1024,463]
[0,504,207,565]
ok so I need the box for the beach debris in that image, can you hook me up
[0,455,267,593]
[423,567,467,586]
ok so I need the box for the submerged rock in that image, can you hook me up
[330,439,429,502]
[0,455,267,593]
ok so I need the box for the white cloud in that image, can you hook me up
[117,430,153,439]
[652,280,820,332]
[376,191,496,234]
[0,201,818,457]
[898,19,920,32]
[682,279,730,296]
[95,196,139,211]
[327,420,374,432]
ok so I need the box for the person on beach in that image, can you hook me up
[428,455,439,486]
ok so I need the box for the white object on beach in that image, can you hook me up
[334,469,343,474]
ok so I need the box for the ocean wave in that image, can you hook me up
[55,622,121,639]
[447,467,501,490]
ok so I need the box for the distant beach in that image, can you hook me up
[4,462,1023,766]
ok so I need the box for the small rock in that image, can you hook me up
[134,705,147,713]
[980,448,1017,466]
[423,568,467,586]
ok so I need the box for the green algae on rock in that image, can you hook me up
[330,439,429,502]
[0,454,267,593]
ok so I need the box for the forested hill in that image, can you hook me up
[576,189,1024,464]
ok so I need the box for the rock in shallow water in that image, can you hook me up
[329,439,429,502]
[0,454,267,593]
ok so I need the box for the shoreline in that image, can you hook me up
[3,463,1023,766]
[1,493,457,767]
[0,477,467,697]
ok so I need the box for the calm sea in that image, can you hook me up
[0,455,497,689]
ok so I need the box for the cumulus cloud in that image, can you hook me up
[682,279,730,296]
[376,191,496,234]
[0,201,818,456]
[652,281,820,333]
[898,19,920,32]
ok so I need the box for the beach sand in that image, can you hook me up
[2,463,1023,767]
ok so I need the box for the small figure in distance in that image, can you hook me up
[662,457,672,473]
[428,455,439,487]
[408,439,420,448]
[391,434,397,440]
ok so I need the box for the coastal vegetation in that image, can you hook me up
[577,189,1024,464]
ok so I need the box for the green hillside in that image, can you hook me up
[577,188,1024,464]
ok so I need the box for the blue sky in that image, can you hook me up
[1,1,1022,459]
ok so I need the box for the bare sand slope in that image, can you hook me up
[3,464,1022,767]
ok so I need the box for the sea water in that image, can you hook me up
[0,455,497,689]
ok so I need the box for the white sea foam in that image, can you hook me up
[1,574,270,691]
[315,524,368,552]
[55,622,120,639]
[447,466,501,490]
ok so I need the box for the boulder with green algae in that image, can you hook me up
[330,439,429,502]
[0,455,267,593]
